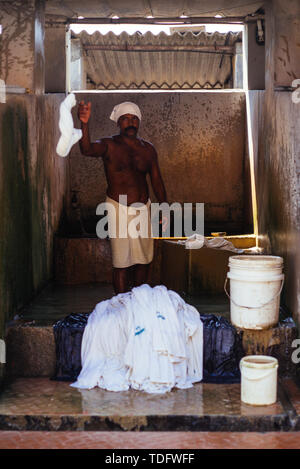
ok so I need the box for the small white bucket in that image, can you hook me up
[240,355,278,406]
[225,255,284,330]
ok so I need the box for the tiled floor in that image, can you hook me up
[1,430,300,449]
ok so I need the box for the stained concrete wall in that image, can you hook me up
[69,91,249,235]
[45,25,68,93]
[257,92,300,321]
[254,1,300,325]
[272,0,300,89]
[244,22,265,90]
[0,93,69,381]
[0,0,45,94]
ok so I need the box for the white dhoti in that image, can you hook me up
[105,196,154,268]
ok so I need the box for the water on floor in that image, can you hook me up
[0,376,299,432]
[17,282,230,326]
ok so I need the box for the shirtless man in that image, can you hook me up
[78,100,167,294]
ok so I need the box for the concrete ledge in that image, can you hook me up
[54,236,256,288]
[161,241,244,295]
[5,317,298,379]
[54,236,163,286]
[0,412,293,432]
[54,237,112,285]
[237,318,298,377]
[6,325,56,377]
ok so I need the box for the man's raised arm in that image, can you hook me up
[78,100,107,157]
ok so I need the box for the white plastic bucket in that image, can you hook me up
[225,255,284,330]
[240,355,278,405]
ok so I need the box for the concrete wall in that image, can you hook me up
[70,38,87,92]
[244,22,265,90]
[0,0,41,92]
[45,25,68,93]
[254,0,300,325]
[0,93,69,381]
[69,91,249,235]
[257,92,300,321]
[272,0,300,89]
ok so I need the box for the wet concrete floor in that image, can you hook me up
[0,376,299,432]
[18,282,230,326]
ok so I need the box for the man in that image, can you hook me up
[78,100,167,294]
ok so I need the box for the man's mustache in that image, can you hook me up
[125,126,137,132]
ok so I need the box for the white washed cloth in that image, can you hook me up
[178,234,244,253]
[71,284,203,394]
[56,93,82,157]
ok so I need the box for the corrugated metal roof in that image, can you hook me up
[73,31,242,89]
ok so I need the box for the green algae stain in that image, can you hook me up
[30,97,51,289]
[0,102,34,331]
[0,99,52,336]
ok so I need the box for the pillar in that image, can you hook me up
[45,24,69,93]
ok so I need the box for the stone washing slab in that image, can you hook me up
[0,413,293,432]
[0,377,299,432]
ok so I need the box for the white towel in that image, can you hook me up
[56,93,82,157]
[178,234,244,253]
[71,284,203,394]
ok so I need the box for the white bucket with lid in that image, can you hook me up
[240,355,278,405]
[225,255,284,330]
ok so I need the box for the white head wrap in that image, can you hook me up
[110,101,142,123]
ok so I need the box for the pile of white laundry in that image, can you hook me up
[71,284,203,394]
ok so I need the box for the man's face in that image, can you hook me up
[118,113,140,137]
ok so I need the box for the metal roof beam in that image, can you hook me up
[46,14,264,26]
[82,44,235,54]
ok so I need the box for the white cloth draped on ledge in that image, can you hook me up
[71,284,203,394]
[178,234,244,253]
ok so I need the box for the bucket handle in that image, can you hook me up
[240,364,278,381]
[224,277,284,309]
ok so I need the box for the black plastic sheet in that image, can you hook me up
[200,314,244,383]
[52,312,243,384]
[52,313,89,381]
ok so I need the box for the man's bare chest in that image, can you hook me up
[105,143,151,173]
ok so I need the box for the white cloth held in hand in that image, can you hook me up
[56,93,82,157]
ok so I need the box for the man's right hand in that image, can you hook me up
[78,100,91,124]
